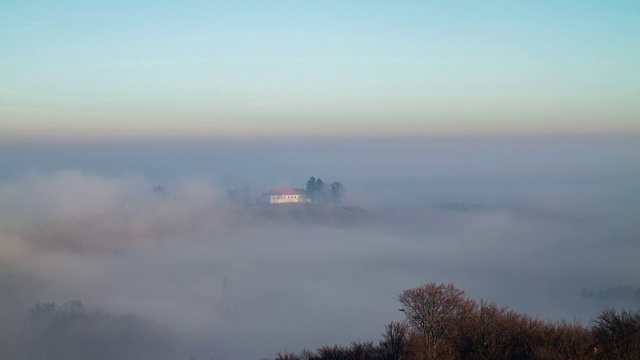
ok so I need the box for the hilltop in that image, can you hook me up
[247,203,370,226]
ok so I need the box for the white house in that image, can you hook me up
[269,188,311,204]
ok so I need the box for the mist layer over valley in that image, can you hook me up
[1,136,638,359]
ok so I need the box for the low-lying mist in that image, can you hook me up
[0,136,638,359]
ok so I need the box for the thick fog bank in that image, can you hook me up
[0,136,638,359]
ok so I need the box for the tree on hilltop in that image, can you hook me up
[306,177,343,204]
[305,176,323,202]
[330,182,343,203]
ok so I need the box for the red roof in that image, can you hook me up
[270,188,307,196]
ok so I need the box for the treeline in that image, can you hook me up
[265,283,640,360]
[306,176,343,204]
[9,300,171,360]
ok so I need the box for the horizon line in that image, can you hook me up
[2,131,639,146]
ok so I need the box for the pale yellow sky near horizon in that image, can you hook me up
[2,107,638,142]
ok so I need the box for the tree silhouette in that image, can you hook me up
[306,177,326,202]
[380,321,408,360]
[398,283,474,359]
[266,282,637,360]
[330,182,343,203]
[306,176,318,200]
[592,308,640,359]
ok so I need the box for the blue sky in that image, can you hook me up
[2,1,639,140]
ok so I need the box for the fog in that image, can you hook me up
[1,136,639,359]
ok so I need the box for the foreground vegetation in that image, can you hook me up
[266,283,640,360]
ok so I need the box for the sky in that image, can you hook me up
[2,1,639,140]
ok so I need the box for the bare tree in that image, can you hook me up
[398,283,475,359]
[267,283,636,360]
[380,321,409,360]
[592,308,640,360]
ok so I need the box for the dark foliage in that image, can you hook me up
[591,308,640,359]
[330,182,343,204]
[267,283,640,360]
[306,176,343,203]
[228,186,252,207]
[22,300,172,360]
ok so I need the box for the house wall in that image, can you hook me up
[270,194,309,204]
